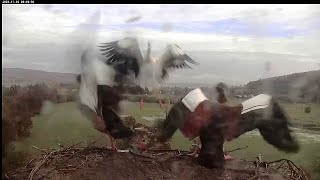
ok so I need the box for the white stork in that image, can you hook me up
[69,11,134,151]
[97,37,199,95]
[70,11,199,151]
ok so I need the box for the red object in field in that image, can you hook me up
[165,98,171,117]
[159,99,163,109]
[140,98,144,111]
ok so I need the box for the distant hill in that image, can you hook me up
[3,68,320,103]
[163,82,215,88]
[233,70,320,103]
[2,68,77,87]
[2,68,216,88]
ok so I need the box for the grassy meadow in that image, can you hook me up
[9,100,320,179]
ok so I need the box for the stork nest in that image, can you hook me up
[3,144,311,180]
[3,117,311,180]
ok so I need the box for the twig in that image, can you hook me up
[36,137,103,180]
[57,157,88,171]
[267,158,309,180]
[287,160,309,180]
[158,151,192,162]
[248,174,269,180]
[226,146,249,153]
[255,158,261,180]
[57,142,64,148]
[64,141,83,150]
[58,137,103,166]
[147,149,191,154]
[129,149,156,159]
[117,149,130,153]
[25,158,38,168]
[29,151,54,180]
[32,146,47,154]
[248,156,262,180]
[276,160,286,169]
[267,158,287,165]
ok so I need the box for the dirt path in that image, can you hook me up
[4,147,286,180]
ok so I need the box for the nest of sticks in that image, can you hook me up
[3,117,311,180]
[3,138,311,180]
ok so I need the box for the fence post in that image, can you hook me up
[140,97,144,111]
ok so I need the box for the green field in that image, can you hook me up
[10,101,320,179]
[281,103,320,127]
[227,98,320,128]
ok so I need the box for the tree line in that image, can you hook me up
[2,83,77,159]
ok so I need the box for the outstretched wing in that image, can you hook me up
[160,44,199,69]
[98,37,144,77]
[159,44,199,79]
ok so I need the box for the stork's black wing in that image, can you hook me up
[161,44,199,69]
[98,37,144,77]
[159,44,199,79]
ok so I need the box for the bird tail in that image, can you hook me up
[256,99,299,153]
[234,96,300,153]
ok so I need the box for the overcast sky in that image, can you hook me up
[2,4,320,85]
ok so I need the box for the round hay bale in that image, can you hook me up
[304,107,311,113]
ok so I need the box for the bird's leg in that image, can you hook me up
[96,115,117,151]
[188,138,201,157]
[95,98,118,151]
[110,136,117,151]
[105,132,117,151]
[216,85,233,161]
[188,148,200,157]
[224,154,233,160]
[223,147,233,160]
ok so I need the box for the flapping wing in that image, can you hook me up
[98,37,144,77]
[160,44,199,70]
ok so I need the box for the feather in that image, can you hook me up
[98,37,144,78]
[99,37,199,91]
[158,44,199,80]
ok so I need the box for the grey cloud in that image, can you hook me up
[2,5,320,87]
[3,43,82,73]
[164,51,320,86]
